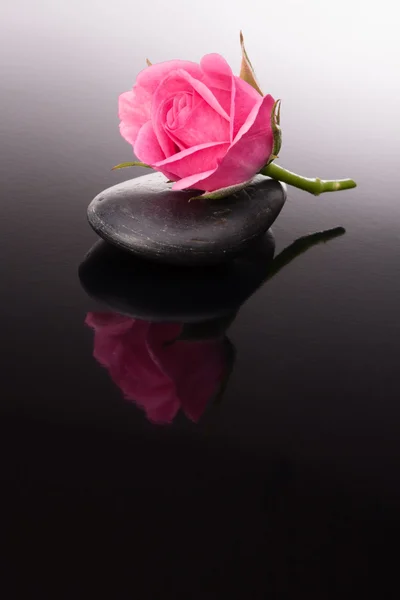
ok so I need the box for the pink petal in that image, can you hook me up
[178,93,187,112]
[200,53,233,91]
[154,141,229,181]
[152,97,178,158]
[134,120,166,164]
[166,93,191,131]
[136,60,203,95]
[118,89,152,146]
[150,68,231,160]
[165,98,230,148]
[118,61,201,150]
[171,169,217,191]
[152,69,230,124]
[233,93,275,144]
[168,96,193,130]
[200,53,233,117]
[231,76,261,139]
[188,94,275,192]
[119,121,139,148]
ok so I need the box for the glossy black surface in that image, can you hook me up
[1,1,400,597]
[87,173,286,264]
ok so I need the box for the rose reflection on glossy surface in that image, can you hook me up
[85,312,230,424]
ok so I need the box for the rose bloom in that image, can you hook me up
[119,53,275,192]
[85,312,228,424]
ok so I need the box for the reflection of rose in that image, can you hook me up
[85,312,228,424]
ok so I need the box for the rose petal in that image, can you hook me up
[233,93,275,145]
[200,53,234,120]
[152,97,179,158]
[136,60,202,95]
[118,88,152,146]
[150,68,231,160]
[184,94,275,191]
[164,94,193,151]
[119,61,201,150]
[152,69,230,124]
[134,120,166,164]
[171,169,217,191]
[199,57,261,142]
[165,98,230,148]
[168,94,192,129]
[154,141,229,180]
[200,53,232,91]
[231,76,261,139]
[178,93,187,112]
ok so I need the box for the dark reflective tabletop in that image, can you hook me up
[1,2,400,597]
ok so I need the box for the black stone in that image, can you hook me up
[87,172,286,265]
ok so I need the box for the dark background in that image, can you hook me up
[1,1,399,597]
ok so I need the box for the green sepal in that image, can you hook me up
[263,99,282,168]
[239,31,263,96]
[271,99,282,158]
[189,178,254,202]
[112,161,152,170]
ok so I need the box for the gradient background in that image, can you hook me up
[1,1,400,597]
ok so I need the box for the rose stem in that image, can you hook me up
[260,162,357,195]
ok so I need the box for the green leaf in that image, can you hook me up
[239,31,263,96]
[112,161,152,171]
[189,178,254,202]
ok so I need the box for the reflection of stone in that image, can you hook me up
[79,226,345,324]
[85,313,234,424]
[87,172,286,265]
[79,232,276,323]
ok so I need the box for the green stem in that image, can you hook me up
[260,162,356,195]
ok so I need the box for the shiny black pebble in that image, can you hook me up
[87,172,286,265]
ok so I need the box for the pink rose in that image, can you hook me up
[85,312,228,424]
[118,53,275,192]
